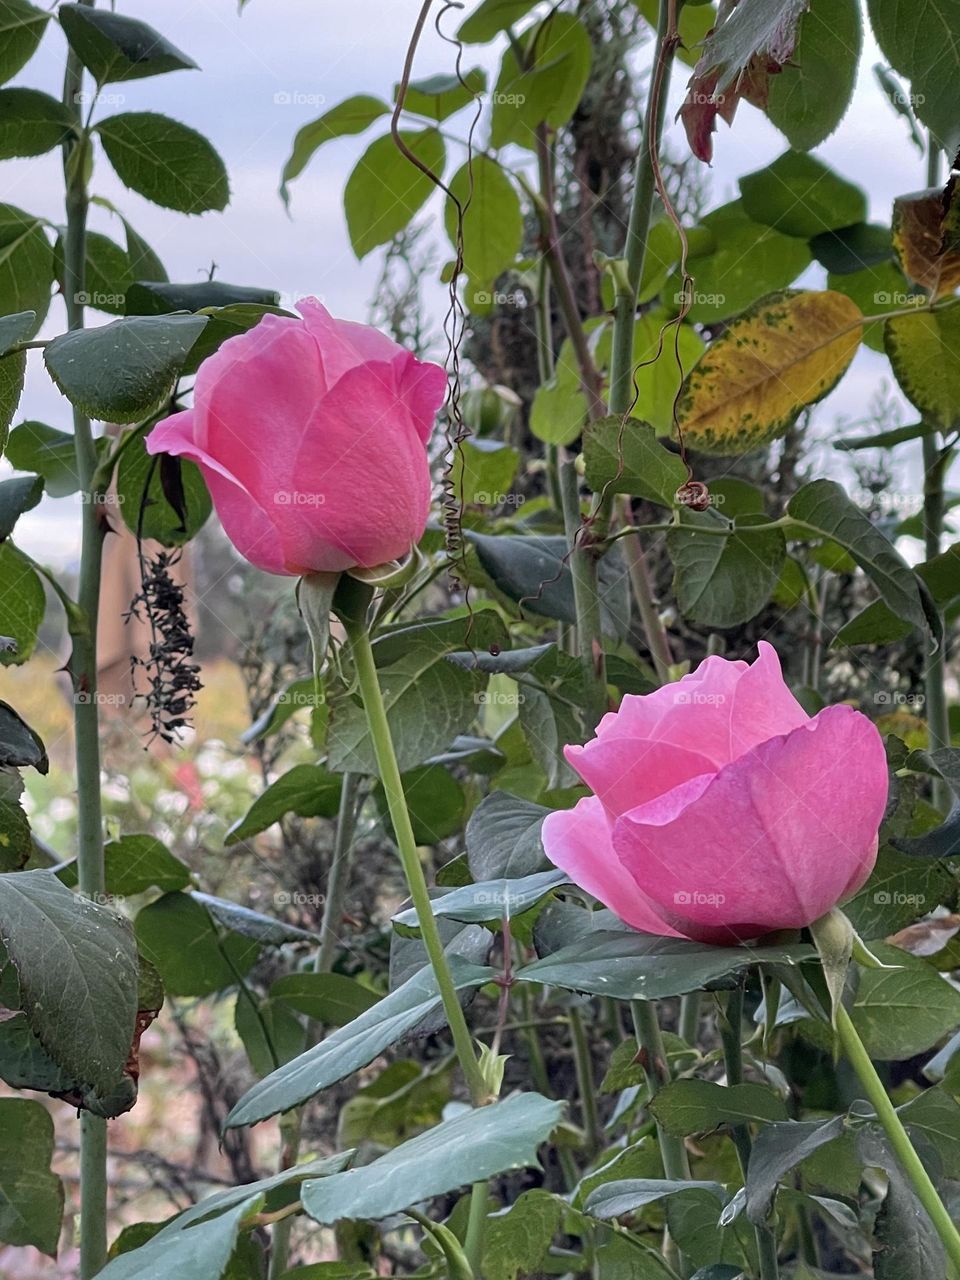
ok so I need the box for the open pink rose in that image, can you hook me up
[146,298,447,575]
[542,643,888,944]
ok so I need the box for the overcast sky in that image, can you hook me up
[4,0,946,564]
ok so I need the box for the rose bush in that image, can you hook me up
[146,298,447,575]
[543,643,889,944]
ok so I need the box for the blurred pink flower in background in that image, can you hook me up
[543,643,888,944]
[147,299,447,576]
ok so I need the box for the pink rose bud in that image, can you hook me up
[146,298,448,575]
[542,643,889,944]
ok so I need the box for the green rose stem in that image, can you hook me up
[718,985,780,1280]
[834,1000,960,1272]
[334,577,491,1270]
[62,8,110,1276]
[631,1000,691,1278]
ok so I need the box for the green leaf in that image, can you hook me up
[116,422,211,543]
[740,151,866,237]
[452,436,520,508]
[0,474,41,541]
[120,213,167,282]
[400,68,486,122]
[179,302,291,374]
[374,763,466,844]
[268,972,379,1026]
[827,261,919,352]
[844,845,955,938]
[96,112,229,214]
[225,764,342,845]
[444,155,521,290]
[745,1116,845,1223]
[0,1099,62,1254]
[457,0,537,42]
[0,0,49,85]
[57,228,133,316]
[225,956,494,1128]
[868,0,960,155]
[125,280,280,316]
[97,1195,253,1280]
[0,87,73,159]
[885,308,960,430]
[858,1127,944,1280]
[281,95,390,204]
[898,1087,960,1178]
[811,222,894,275]
[135,892,258,998]
[67,834,190,895]
[584,1178,728,1219]
[59,5,197,84]
[465,791,550,880]
[45,313,207,424]
[490,12,591,149]
[582,415,687,506]
[892,746,960,860]
[343,128,445,259]
[786,479,938,640]
[517,931,814,1000]
[0,350,25,451]
[327,612,509,776]
[235,989,305,1078]
[765,0,860,149]
[0,771,31,868]
[852,943,960,1060]
[483,1188,562,1280]
[0,869,138,1095]
[0,700,46,772]
[668,512,786,628]
[665,202,811,324]
[834,542,960,648]
[6,421,81,497]
[302,1092,563,1224]
[0,543,44,666]
[649,1080,789,1136]
[194,892,317,946]
[528,379,587,447]
[0,204,52,333]
[469,533,630,637]
[0,310,34,357]
[393,869,568,931]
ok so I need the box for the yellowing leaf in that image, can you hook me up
[893,187,960,298]
[677,289,862,455]
[885,308,960,429]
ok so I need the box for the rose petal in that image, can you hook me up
[727,641,809,758]
[613,704,888,943]
[146,412,288,575]
[285,358,433,571]
[542,796,681,936]
[564,738,717,820]
[296,296,403,387]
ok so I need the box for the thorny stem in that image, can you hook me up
[62,6,110,1275]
